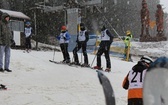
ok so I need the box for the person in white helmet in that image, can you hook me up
[122,56,153,105]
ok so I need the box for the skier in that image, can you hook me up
[93,25,113,72]
[24,21,32,53]
[123,30,133,61]
[122,56,153,105]
[72,23,89,66]
[56,26,71,63]
[0,13,14,72]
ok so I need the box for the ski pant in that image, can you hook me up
[25,36,31,49]
[0,45,11,69]
[96,42,111,68]
[124,46,131,60]
[128,98,143,105]
[73,42,88,64]
[60,43,70,61]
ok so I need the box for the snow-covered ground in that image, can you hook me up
[0,41,167,105]
[131,41,168,57]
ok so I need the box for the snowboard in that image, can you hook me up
[97,70,116,105]
[143,57,168,105]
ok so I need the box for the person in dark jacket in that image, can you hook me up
[57,26,71,63]
[24,21,32,53]
[122,56,153,105]
[93,25,113,72]
[72,23,89,66]
[0,13,14,72]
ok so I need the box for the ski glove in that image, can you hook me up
[63,37,66,40]
[11,39,15,47]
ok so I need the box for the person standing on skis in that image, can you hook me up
[72,23,89,66]
[56,26,71,63]
[93,25,113,72]
[122,56,153,105]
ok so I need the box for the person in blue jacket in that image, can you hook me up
[57,26,71,63]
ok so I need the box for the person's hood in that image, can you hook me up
[1,13,10,23]
[132,61,147,72]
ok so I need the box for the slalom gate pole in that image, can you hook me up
[52,43,57,61]
[80,43,83,64]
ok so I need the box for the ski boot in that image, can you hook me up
[0,84,7,90]
[93,66,103,70]
[81,63,90,67]
[105,68,111,72]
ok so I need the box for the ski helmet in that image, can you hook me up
[80,23,85,31]
[61,26,67,30]
[101,25,106,31]
[26,21,31,25]
[80,23,85,27]
[126,30,131,35]
[140,56,153,64]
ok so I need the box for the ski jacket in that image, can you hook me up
[124,34,132,47]
[57,31,70,44]
[76,30,89,43]
[0,13,13,46]
[99,29,113,47]
[122,61,147,99]
[24,27,32,38]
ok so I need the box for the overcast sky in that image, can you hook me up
[160,0,168,13]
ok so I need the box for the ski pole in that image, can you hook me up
[90,53,97,67]
[90,45,102,67]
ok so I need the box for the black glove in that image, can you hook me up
[63,37,66,40]
[76,39,79,43]
[109,40,113,45]
[29,35,32,38]
[11,39,15,47]
[122,37,125,40]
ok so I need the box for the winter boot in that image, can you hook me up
[0,68,4,72]
[61,60,66,63]
[0,84,7,90]
[65,59,71,64]
[5,69,12,72]
[105,68,111,72]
